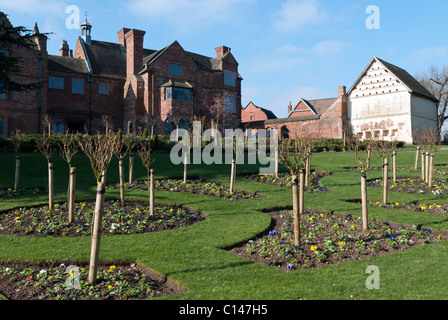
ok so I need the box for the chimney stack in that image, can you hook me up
[32,22,47,52]
[124,29,146,77]
[117,28,131,48]
[338,85,346,97]
[59,40,70,57]
[215,46,230,59]
[288,101,292,114]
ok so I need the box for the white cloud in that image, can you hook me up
[126,0,253,33]
[273,0,329,33]
[408,46,447,63]
[313,40,353,57]
[0,0,65,15]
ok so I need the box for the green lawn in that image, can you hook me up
[1,147,448,300]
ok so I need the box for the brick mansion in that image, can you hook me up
[0,11,241,137]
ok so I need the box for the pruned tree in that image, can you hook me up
[36,132,55,209]
[78,131,116,285]
[414,127,441,186]
[113,132,129,206]
[278,135,309,247]
[101,114,113,134]
[58,130,79,223]
[124,133,140,184]
[374,138,398,205]
[347,137,370,231]
[41,114,52,135]
[136,138,155,215]
[8,129,25,190]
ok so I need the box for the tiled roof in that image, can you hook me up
[47,55,89,74]
[290,97,338,117]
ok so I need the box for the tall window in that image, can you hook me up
[225,95,236,113]
[48,77,64,89]
[99,83,108,95]
[224,70,236,86]
[72,78,84,94]
[169,64,183,76]
[0,92,5,100]
[165,87,191,101]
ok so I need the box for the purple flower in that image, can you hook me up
[287,264,293,270]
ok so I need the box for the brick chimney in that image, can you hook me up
[59,40,70,57]
[338,85,346,97]
[124,29,146,77]
[117,28,131,48]
[288,101,292,114]
[215,46,230,59]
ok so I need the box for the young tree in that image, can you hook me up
[415,127,441,186]
[113,133,129,207]
[278,135,309,247]
[36,132,55,209]
[78,131,116,285]
[58,130,79,223]
[136,138,155,215]
[348,137,371,231]
[8,129,25,191]
[374,138,398,205]
[124,134,139,184]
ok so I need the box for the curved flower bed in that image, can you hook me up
[243,170,329,192]
[0,187,45,199]
[0,200,205,237]
[0,260,184,300]
[108,178,260,199]
[369,201,448,216]
[230,209,446,271]
[368,177,448,195]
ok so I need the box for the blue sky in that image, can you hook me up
[1,0,448,119]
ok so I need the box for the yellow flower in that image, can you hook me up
[421,206,426,210]
[109,265,116,272]
[395,202,399,206]
[108,285,113,290]
[310,246,318,251]
[338,241,346,247]
[14,217,20,220]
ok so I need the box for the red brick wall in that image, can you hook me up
[242,102,268,123]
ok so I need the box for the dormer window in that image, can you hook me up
[169,64,183,76]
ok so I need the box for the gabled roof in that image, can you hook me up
[243,102,278,119]
[348,56,438,103]
[82,40,127,78]
[289,97,337,117]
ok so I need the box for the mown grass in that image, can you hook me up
[1,146,448,300]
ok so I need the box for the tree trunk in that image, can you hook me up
[392,151,397,184]
[48,162,54,210]
[68,167,76,224]
[361,170,368,231]
[88,181,106,285]
[421,152,425,181]
[14,156,20,191]
[305,155,310,188]
[150,169,155,216]
[230,159,236,193]
[382,157,388,205]
[292,174,300,247]
[274,147,279,177]
[299,169,305,215]
[183,151,188,184]
[425,152,429,183]
[119,160,125,206]
[129,153,134,184]
[428,153,434,187]
[367,149,371,169]
[414,146,420,170]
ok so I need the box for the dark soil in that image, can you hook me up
[0,260,186,300]
[0,200,206,237]
[229,209,447,271]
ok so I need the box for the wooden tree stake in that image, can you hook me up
[129,153,134,184]
[415,146,420,170]
[361,170,368,231]
[14,156,20,191]
[292,174,300,247]
[119,160,125,206]
[88,182,106,285]
[68,167,76,224]
[421,152,425,181]
[392,151,397,183]
[150,169,155,216]
[230,159,236,193]
[48,163,54,210]
[382,157,388,205]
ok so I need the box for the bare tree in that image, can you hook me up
[136,138,155,214]
[58,130,79,223]
[374,138,398,205]
[415,65,448,136]
[113,133,129,206]
[210,95,232,134]
[8,129,25,190]
[278,134,310,247]
[41,114,52,135]
[36,133,55,209]
[101,114,113,134]
[124,134,140,184]
[347,137,370,231]
[414,127,441,186]
[78,131,116,285]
